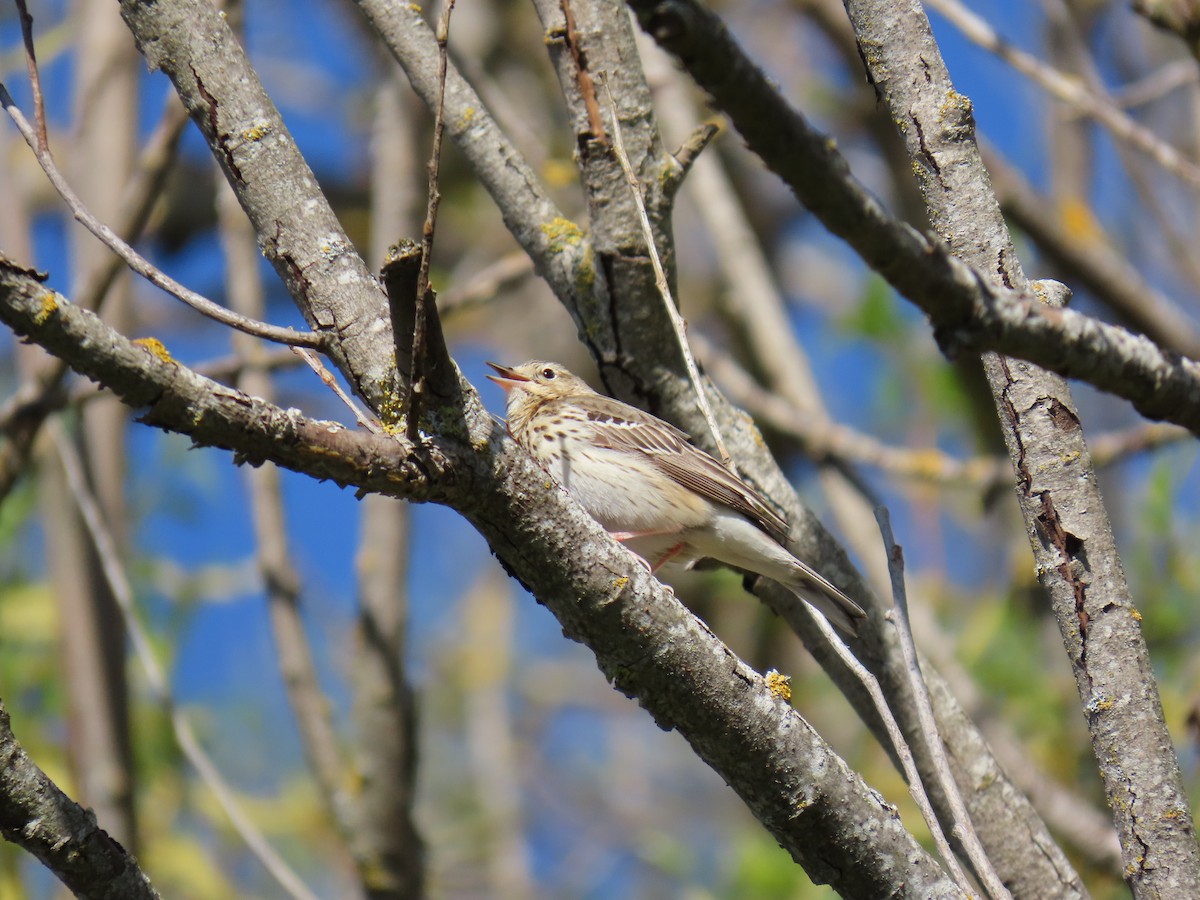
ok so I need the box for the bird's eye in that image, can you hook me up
[541,367,556,379]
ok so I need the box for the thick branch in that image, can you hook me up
[118,0,397,408]
[984,145,1200,361]
[0,698,160,900]
[837,1,1200,897]
[625,0,1200,438]
[0,258,446,501]
[0,256,965,899]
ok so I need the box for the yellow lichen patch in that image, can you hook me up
[908,448,951,480]
[541,216,585,252]
[612,576,629,591]
[241,123,272,142]
[377,387,405,428]
[941,89,972,117]
[33,291,59,325]
[765,669,792,702]
[456,107,476,130]
[134,337,176,365]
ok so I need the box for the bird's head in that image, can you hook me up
[486,360,595,410]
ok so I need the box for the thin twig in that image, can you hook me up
[13,0,47,153]
[798,602,976,894]
[873,506,1011,900]
[48,421,320,900]
[600,74,731,465]
[669,120,720,183]
[406,0,456,442]
[0,83,324,349]
[699,334,1188,488]
[1110,59,1197,109]
[217,161,362,881]
[292,347,382,433]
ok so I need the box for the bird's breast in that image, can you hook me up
[522,427,711,534]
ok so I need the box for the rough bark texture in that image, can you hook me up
[838,2,1200,897]
[119,0,397,408]
[0,255,963,899]
[624,0,1200,440]
[0,699,160,900]
[626,2,1092,896]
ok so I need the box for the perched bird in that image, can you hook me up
[487,360,866,634]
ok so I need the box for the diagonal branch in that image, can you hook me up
[0,699,160,900]
[625,0,1200,439]
[837,2,1200,897]
[118,0,396,407]
[0,85,323,349]
[0,254,969,900]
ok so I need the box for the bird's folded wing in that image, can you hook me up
[578,398,791,545]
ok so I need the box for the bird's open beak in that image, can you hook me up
[486,361,529,392]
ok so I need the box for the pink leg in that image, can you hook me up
[650,542,685,574]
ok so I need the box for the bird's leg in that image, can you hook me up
[650,542,685,574]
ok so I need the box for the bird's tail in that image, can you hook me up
[782,559,867,636]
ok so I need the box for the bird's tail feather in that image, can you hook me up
[786,561,867,636]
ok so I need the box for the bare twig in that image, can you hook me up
[874,507,1011,900]
[798,601,975,894]
[561,0,608,144]
[600,74,731,465]
[13,0,47,152]
[0,83,324,349]
[48,421,320,900]
[699,337,1188,488]
[217,164,364,892]
[0,93,190,504]
[407,0,456,442]
[293,347,382,434]
[670,120,720,178]
[1111,59,1196,109]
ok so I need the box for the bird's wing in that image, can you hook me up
[577,397,791,544]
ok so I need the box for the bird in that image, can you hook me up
[487,360,866,634]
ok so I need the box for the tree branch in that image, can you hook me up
[836,1,1200,896]
[118,0,397,407]
[0,698,160,900]
[625,0,1200,439]
[0,253,968,900]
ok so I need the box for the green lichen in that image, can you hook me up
[541,216,585,252]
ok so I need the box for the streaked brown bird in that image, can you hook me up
[487,360,866,634]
